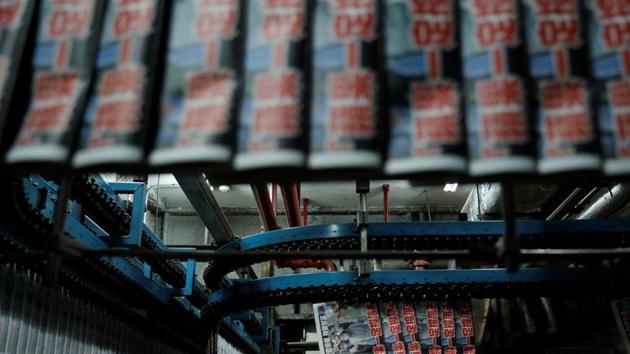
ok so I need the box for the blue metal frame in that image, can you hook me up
[107,182,146,247]
[24,177,190,306]
[16,175,267,353]
[217,220,630,251]
[169,247,197,297]
[273,326,281,354]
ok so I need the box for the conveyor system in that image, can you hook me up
[201,219,630,289]
[3,174,630,354]
[0,174,261,354]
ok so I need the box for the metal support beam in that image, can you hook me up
[45,176,74,286]
[356,181,370,277]
[175,174,236,245]
[176,174,257,280]
[546,188,583,220]
[498,182,519,271]
[577,184,630,219]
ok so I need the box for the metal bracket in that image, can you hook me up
[356,211,368,226]
[497,182,520,272]
[107,182,146,247]
[356,180,370,278]
[169,247,197,297]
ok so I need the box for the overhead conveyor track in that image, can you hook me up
[201,220,630,288]
[201,268,630,322]
[1,176,210,353]
[62,175,211,307]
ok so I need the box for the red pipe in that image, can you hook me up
[251,184,278,231]
[303,198,309,226]
[382,184,390,223]
[280,183,302,227]
[276,259,336,272]
[412,260,430,270]
[260,184,336,271]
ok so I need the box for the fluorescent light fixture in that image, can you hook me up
[218,185,231,192]
[209,185,214,192]
[443,183,458,192]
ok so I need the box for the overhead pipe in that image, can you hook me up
[546,188,583,220]
[271,184,277,217]
[577,184,630,220]
[251,184,279,231]
[280,183,302,227]
[255,184,336,271]
[382,184,390,222]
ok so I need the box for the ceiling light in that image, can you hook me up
[209,185,214,192]
[218,185,230,192]
[443,183,458,192]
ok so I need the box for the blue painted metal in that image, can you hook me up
[143,262,152,278]
[219,219,630,252]
[28,176,209,300]
[250,308,270,342]
[232,224,356,250]
[23,176,196,305]
[168,247,197,297]
[273,326,281,354]
[108,182,146,247]
[15,175,266,353]
[208,268,630,306]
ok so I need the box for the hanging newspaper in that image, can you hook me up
[73,0,168,168]
[150,0,243,167]
[6,0,104,165]
[587,0,630,175]
[523,0,601,174]
[460,0,535,176]
[315,301,475,354]
[0,0,37,156]
[309,0,385,170]
[385,0,466,175]
[235,0,311,170]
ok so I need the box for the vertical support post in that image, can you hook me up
[45,175,74,286]
[108,182,146,246]
[274,325,281,354]
[271,183,277,217]
[154,174,161,238]
[302,198,309,226]
[356,180,370,277]
[207,324,219,354]
[382,184,390,223]
[499,182,519,272]
[169,247,196,297]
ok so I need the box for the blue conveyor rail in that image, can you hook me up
[202,219,630,288]
[202,268,630,322]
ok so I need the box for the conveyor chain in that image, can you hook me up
[69,175,210,306]
[6,178,131,303]
[71,175,131,236]
[201,269,630,321]
[202,221,630,289]
[8,175,209,307]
